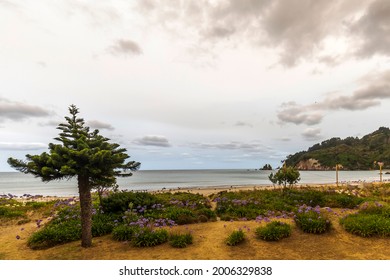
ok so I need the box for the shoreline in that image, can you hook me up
[3,180,387,203]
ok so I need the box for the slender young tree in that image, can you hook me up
[8,105,140,247]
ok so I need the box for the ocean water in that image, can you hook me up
[0,169,388,197]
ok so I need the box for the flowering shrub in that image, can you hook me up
[132,228,169,247]
[294,205,331,234]
[226,229,245,246]
[340,202,390,237]
[112,225,140,241]
[255,221,292,241]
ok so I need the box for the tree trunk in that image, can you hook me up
[78,175,92,248]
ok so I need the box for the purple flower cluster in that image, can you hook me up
[297,204,321,214]
[169,199,197,209]
[255,210,295,223]
[128,217,177,229]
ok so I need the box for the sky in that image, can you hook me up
[1,0,390,171]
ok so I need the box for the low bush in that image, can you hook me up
[255,221,292,241]
[294,205,331,234]
[28,219,81,249]
[101,191,162,214]
[226,229,245,246]
[169,232,193,248]
[112,225,140,241]
[92,214,116,237]
[132,228,169,247]
[164,207,196,225]
[340,213,390,237]
[340,202,390,237]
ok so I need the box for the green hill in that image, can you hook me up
[285,127,390,170]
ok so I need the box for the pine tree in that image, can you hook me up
[8,105,140,247]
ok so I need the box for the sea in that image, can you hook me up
[0,169,388,197]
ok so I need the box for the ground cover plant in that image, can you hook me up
[213,188,365,221]
[25,190,216,249]
[255,221,292,241]
[294,205,332,234]
[169,231,193,248]
[340,201,390,237]
[226,229,245,246]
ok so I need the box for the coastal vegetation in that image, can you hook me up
[1,182,390,259]
[7,105,140,248]
[285,127,390,170]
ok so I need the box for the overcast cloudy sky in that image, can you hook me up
[1,0,390,171]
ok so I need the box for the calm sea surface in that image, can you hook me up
[0,169,388,197]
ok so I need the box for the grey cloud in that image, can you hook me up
[0,142,46,151]
[109,39,143,56]
[192,140,272,155]
[87,120,114,131]
[36,61,47,68]
[278,70,390,125]
[0,97,51,122]
[350,0,390,58]
[302,128,322,141]
[277,102,323,125]
[234,121,253,128]
[136,0,386,66]
[203,26,236,39]
[133,135,171,147]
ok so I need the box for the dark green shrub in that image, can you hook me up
[195,208,217,221]
[255,221,292,241]
[340,213,390,237]
[340,203,390,237]
[324,193,365,208]
[294,206,331,234]
[132,228,169,247]
[226,229,245,246]
[92,214,116,237]
[112,225,140,241]
[101,191,161,213]
[164,207,196,225]
[28,219,81,249]
[169,232,193,248]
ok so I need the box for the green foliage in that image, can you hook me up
[28,219,82,249]
[169,232,193,248]
[226,229,245,246]
[28,206,116,249]
[340,214,390,237]
[255,221,292,241]
[112,225,140,241]
[91,214,116,237]
[294,206,331,234]
[132,228,169,247]
[101,191,161,214]
[8,104,140,247]
[285,127,390,170]
[340,202,390,237]
[268,166,300,188]
[164,207,196,225]
[0,206,26,219]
